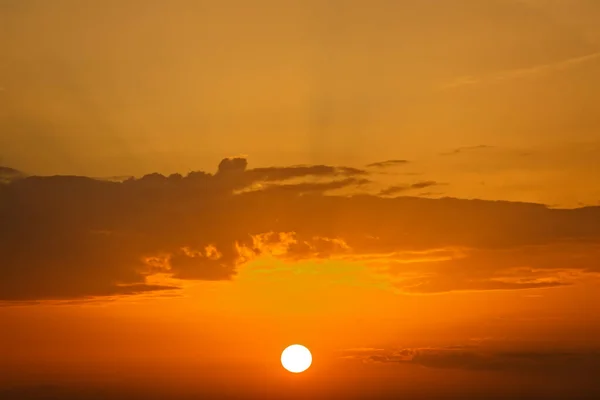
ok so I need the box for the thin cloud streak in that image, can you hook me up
[379,181,442,196]
[366,159,410,169]
[442,51,600,89]
[439,145,494,156]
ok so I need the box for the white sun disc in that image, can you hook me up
[281,344,312,373]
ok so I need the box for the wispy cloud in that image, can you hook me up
[440,145,494,156]
[366,159,409,168]
[442,51,600,89]
[379,181,442,196]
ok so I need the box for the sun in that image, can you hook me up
[281,344,312,373]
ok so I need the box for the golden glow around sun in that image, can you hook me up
[281,344,312,373]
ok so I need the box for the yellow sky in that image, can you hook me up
[2,0,600,206]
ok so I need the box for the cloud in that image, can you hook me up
[2,158,600,301]
[410,180,439,189]
[255,178,371,195]
[379,181,441,196]
[378,185,409,196]
[442,51,600,89]
[366,159,409,168]
[211,157,369,191]
[0,166,25,183]
[341,345,600,374]
[0,166,21,175]
[245,163,368,182]
[0,159,368,301]
[417,191,444,197]
[440,145,494,156]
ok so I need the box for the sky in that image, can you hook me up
[2,1,600,399]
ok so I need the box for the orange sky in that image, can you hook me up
[2,1,600,399]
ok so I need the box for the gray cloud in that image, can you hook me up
[342,345,600,374]
[410,180,440,189]
[379,181,441,196]
[258,178,371,195]
[366,159,410,168]
[0,166,25,183]
[440,145,494,156]
[2,158,600,301]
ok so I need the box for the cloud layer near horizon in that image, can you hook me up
[340,343,600,379]
[1,158,600,301]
